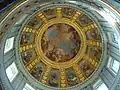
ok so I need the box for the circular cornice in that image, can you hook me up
[0,0,116,89]
[16,3,106,90]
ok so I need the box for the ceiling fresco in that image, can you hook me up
[19,7,102,88]
[41,23,81,62]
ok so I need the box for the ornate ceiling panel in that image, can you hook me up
[19,6,102,88]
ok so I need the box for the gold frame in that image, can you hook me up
[35,18,87,69]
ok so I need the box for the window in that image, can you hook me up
[98,8,119,25]
[15,14,28,25]
[107,56,120,74]
[113,33,118,43]
[96,83,108,90]
[103,8,119,22]
[4,37,14,53]
[6,62,18,82]
[23,83,35,90]
[110,60,120,73]
[93,79,108,90]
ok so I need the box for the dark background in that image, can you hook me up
[0,0,119,13]
[0,0,17,12]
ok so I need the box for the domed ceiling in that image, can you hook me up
[19,6,102,88]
